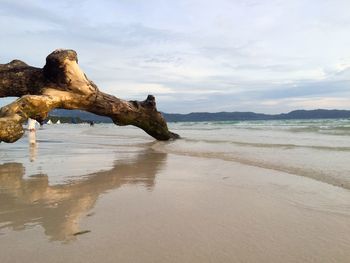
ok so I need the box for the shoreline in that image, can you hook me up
[1,124,350,262]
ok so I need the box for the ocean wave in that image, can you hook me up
[151,137,350,191]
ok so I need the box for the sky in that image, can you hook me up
[1,0,350,113]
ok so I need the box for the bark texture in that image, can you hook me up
[0,49,179,143]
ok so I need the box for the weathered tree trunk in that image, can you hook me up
[0,49,179,143]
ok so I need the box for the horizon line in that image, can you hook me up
[161,108,350,115]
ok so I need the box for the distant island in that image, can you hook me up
[162,109,350,122]
[50,109,350,123]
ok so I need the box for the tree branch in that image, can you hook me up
[0,49,179,143]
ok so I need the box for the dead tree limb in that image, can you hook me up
[0,49,179,143]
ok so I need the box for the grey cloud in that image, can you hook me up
[0,0,68,27]
[1,0,350,113]
[246,80,350,100]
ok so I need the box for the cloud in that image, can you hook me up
[261,97,350,110]
[1,0,350,113]
[0,97,17,108]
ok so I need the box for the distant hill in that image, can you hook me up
[50,109,113,123]
[50,109,350,123]
[163,109,350,122]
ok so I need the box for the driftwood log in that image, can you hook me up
[0,49,179,143]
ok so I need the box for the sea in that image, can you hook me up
[165,118,350,189]
[0,118,349,189]
[1,118,350,262]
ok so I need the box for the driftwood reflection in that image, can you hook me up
[0,150,166,242]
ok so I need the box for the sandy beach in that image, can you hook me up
[2,0,350,261]
[1,122,350,263]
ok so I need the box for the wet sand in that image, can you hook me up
[1,125,350,262]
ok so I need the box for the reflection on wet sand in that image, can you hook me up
[29,142,37,162]
[0,150,167,242]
